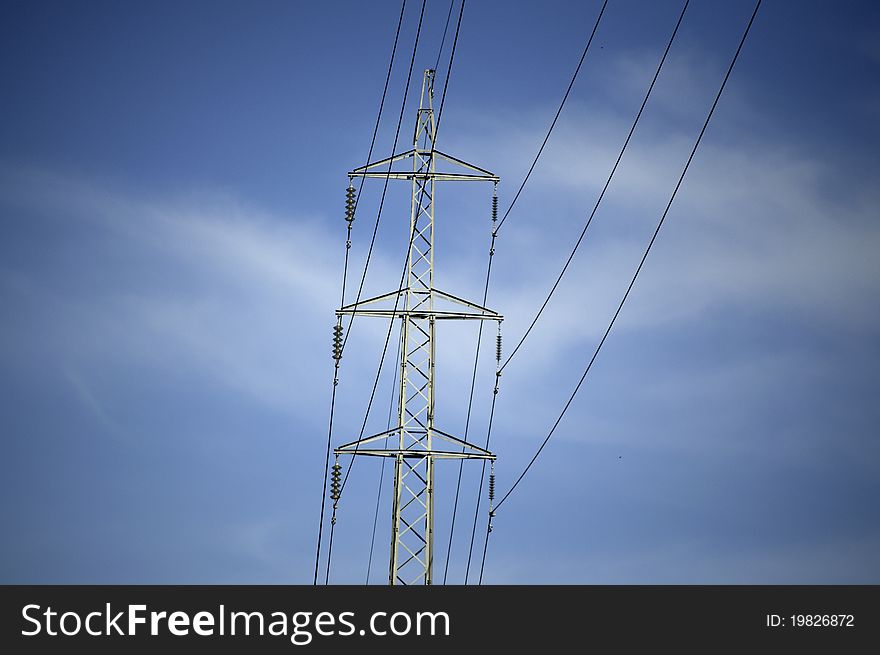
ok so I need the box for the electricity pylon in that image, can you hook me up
[334,69,501,585]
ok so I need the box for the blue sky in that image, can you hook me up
[1,0,878,584]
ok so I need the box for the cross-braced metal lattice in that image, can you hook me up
[336,69,500,585]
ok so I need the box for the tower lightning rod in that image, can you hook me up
[333,69,501,585]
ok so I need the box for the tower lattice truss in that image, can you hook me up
[334,69,501,585]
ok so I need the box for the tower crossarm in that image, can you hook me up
[349,149,498,183]
[335,426,495,460]
[337,287,502,321]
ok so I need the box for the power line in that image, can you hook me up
[344,0,410,309]
[477,495,492,584]
[500,0,690,373]
[340,0,424,356]
[314,367,341,584]
[493,0,763,518]
[365,322,401,584]
[321,0,426,585]
[434,0,455,72]
[494,0,609,234]
[332,193,420,582]
[464,376,499,583]
[441,191,496,584]
[448,0,609,585]
[313,0,408,586]
[434,0,466,140]
[323,512,336,584]
[338,0,460,359]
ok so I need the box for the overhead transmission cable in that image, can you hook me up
[482,0,763,582]
[500,0,689,373]
[494,0,609,234]
[340,0,424,357]
[339,0,459,360]
[365,323,401,584]
[319,0,425,585]
[435,0,455,71]
[440,201,495,584]
[313,0,408,586]
[455,0,612,584]
[495,0,761,514]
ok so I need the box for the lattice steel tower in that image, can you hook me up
[334,69,501,585]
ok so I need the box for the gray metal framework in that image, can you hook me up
[335,69,500,585]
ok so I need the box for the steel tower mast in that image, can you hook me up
[334,69,501,585]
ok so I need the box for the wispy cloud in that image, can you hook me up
[62,365,128,441]
[0,165,377,415]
